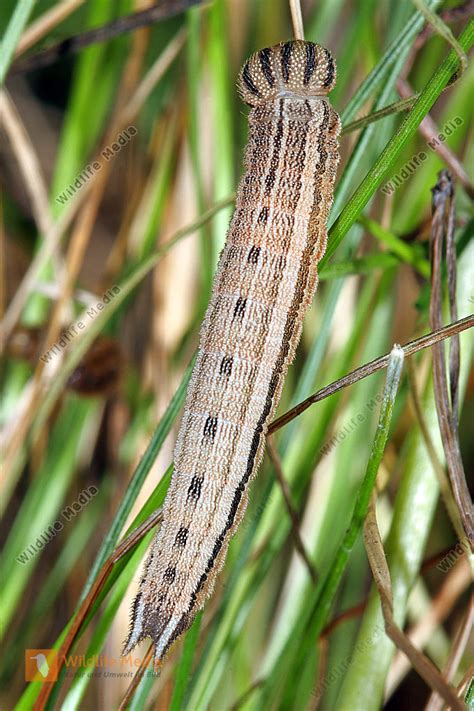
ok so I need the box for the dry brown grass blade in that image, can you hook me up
[363,493,466,710]
[0,200,5,320]
[320,537,469,648]
[321,601,368,638]
[267,436,318,584]
[406,357,466,544]
[37,31,186,380]
[0,90,53,237]
[386,553,471,697]
[14,0,85,57]
[320,549,470,698]
[0,28,185,348]
[310,637,329,711]
[429,170,473,551]
[33,509,162,711]
[289,0,305,40]
[0,30,186,496]
[445,178,461,429]
[456,667,474,699]
[425,597,474,711]
[10,0,201,75]
[0,177,86,344]
[118,644,155,711]
[269,315,474,434]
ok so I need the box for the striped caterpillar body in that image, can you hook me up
[124,40,341,661]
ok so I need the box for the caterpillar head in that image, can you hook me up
[238,40,336,107]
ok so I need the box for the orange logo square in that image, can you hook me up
[25,649,58,682]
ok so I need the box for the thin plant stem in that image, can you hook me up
[118,645,156,711]
[10,0,201,75]
[308,345,405,638]
[411,0,468,76]
[269,315,474,433]
[32,510,163,711]
[267,437,317,584]
[14,0,84,57]
[0,0,36,85]
[289,0,305,40]
[363,496,465,710]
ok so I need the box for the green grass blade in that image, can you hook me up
[17,467,173,710]
[80,358,193,603]
[0,0,35,86]
[335,242,474,710]
[257,344,405,709]
[358,215,430,277]
[340,0,441,124]
[2,486,108,681]
[170,612,203,711]
[60,534,153,710]
[208,0,234,264]
[1,399,99,632]
[310,346,404,636]
[323,20,474,266]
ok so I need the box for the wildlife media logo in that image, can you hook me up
[24,649,161,681]
[25,649,58,681]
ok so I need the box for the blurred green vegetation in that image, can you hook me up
[1,1,473,710]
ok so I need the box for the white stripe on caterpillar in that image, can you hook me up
[124,39,341,662]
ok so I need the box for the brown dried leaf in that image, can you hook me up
[363,493,466,710]
[429,169,473,550]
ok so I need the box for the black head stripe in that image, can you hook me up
[242,61,261,96]
[280,42,293,82]
[259,48,275,87]
[304,43,316,85]
[323,48,335,88]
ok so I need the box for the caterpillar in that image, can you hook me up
[124,39,341,662]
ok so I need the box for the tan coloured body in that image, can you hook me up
[125,40,340,661]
